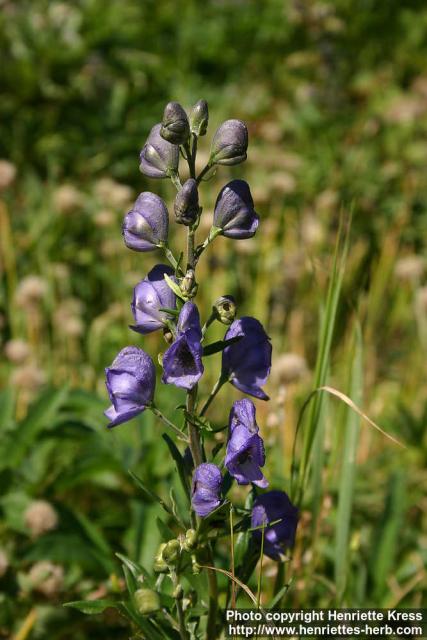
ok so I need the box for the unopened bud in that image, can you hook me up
[210,119,248,166]
[182,528,198,551]
[180,269,198,299]
[189,99,209,136]
[174,179,199,226]
[134,588,160,615]
[213,296,236,325]
[163,327,174,344]
[161,102,190,145]
[191,555,201,574]
[162,539,180,564]
[172,584,183,600]
[153,543,168,573]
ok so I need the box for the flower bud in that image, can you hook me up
[162,539,180,564]
[161,102,190,145]
[134,588,161,615]
[153,543,168,573]
[213,180,259,239]
[172,584,183,600]
[139,124,179,179]
[189,99,209,136]
[213,296,236,325]
[174,179,199,226]
[182,528,198,551]
[210,119,248,166]
[180,269,198,299]
[123,192,169,252]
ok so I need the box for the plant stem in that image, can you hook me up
[200,375,227,416]
[170,172,182,191]
[150,405,189,442]
[206,545,219,640]
[186,385,203,467]
[176,598,188,640]
[196,162,213,184]
[160,243,182,273]
[195,227,222,262]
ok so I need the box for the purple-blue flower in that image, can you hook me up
[251,491,298,560]
[210,119,248,166]
[130,264,177,335]
[104,346,156,428]
[191,463,222,517]
[139,123,179,179]
[222,317,272,400]
[225,399,268,488]
[162,302,204,390]
[123,192,169,252]
[213,180,259,239]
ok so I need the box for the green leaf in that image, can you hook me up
[183,411,213,432]
[159,307,180,317]
[64,599,120,614]
[162,434,190,501]
[164,273,186,301]
[0,386,69,469]
[202,336,242,357]
[128,470,182,526]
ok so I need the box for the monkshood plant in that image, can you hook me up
[68,101,298,639]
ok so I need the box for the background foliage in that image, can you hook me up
[0,0,426,637]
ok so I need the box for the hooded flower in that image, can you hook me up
[139,123,179,178]
[160,102,190,145]
[213,180,259,239]
[251,491,298,560]
[222,317,272,400]
[162,302,204,390]
[131,265,177,335]
[123,192,169,251]
[191,463,222,517]
[210,119,248,166]
[225,399,268,488]
[105,346,155,428]
[174,179,199,226]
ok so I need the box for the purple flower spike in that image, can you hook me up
[131,264,177,335]
[210,119,248,166]
[213,180,259,239]
[162,302,204,390]
[123,192,169,252]
[251,491,298,560]
[222,317,272,400]
[225,399,268,488]
[139,123,179,179]
[192,463,222,517]
[104,346,156,428]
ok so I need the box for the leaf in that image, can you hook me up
[202,336,242,357]
[162,434,191,501]
[183,411,213,432]
[268,583,291,608]
[164,274,186,301]
[128,471,176,521]
[64,599,120,614]
[159,307,180,317]
[0,386,69,468]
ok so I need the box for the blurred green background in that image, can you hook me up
[0,0,426,637]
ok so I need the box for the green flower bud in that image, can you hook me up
[182,528,198,551]
[180,269,198,299]
[134,588,160,615]
[161,102,190,145]
[162,539,180,564]
[172,584,184,600]
[153,543,168,573]
[213,295,236,325]
[191,555,201,575]
[189,99,209,137]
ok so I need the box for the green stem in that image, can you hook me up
[150,405,189,442]
[200,375,227,417]
[195,227,222,262]
[160,242,182,273]
[186,386,203,467]
[206,545,219,640]
[196,162,213,184]
[170,172,182,191]
[201,310,216,338]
